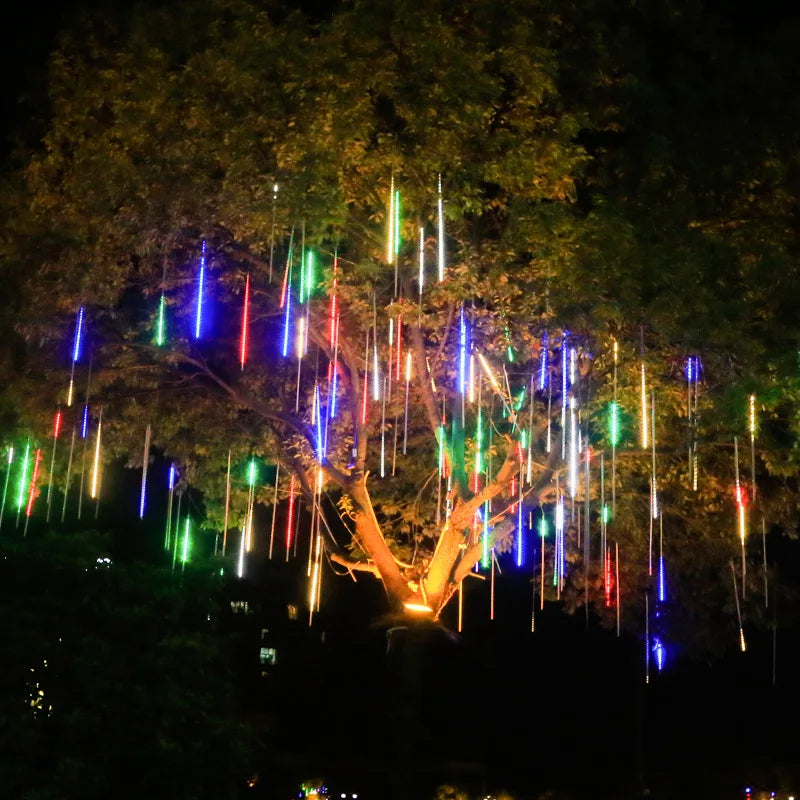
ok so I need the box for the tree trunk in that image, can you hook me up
[385,623,425,800]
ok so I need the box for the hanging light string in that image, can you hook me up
[194,240,206,340]
[165,463,177,552]
[0,446,14,531]
[734,436,747,598]
[387,174,395,266]
[403,352,412,455]
[731,560,747,652]
[418,226,425,299]
[222,450,231,556]
[372,294,380,402]
[45,411,63,523]
[437,174,445,282]
[280,228,295,358]
[268,183,278,283]
[239,273,250,370]
[75,357,93,521]
[66,306,85,407]
[60,425,76,524]
[15,439,31,529]
[610,339,619,516]
[89,408,103,501]
[138,423,152,519]
[749,394,757,504]
[23,448,43,535]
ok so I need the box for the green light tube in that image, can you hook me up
[155,292,166,346]
[181,518,191,564]
[16,440,31,510]
[608,402,620,446]
[394,190,401,255]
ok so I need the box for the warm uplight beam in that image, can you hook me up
[404,602,433,614]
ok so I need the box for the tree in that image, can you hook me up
[2,0,800,645]
[0,531,251,799]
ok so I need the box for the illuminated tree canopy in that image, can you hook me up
[3,0,800,646]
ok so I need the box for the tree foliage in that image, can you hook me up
[2,0,800,646]
[0,531,250,799]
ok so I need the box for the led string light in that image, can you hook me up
[194,240,206,340]
[538,511,547,609]
[583,447,591,613]
[734,436,747,598]
[165,463,177,551]
[600,452,606,588]
[749,394,757,504]
[395,315,402,383]
[285,474,297,560]
[539,333,548,391]
[181,517,191,574]
[554,494,565,594]
[89,411,103,501]
[268,463,280,560]
[516,477,524,568]
[239,274,250,369]
[45,410,63,523]
[648,391,657,577]
[23,448,43,534]
[403,352,412,455]
[658,513,667,604]
[171,491,182,572]
[280,231,295,357]
[268,183,279,282]
[66,306,85,407]
[387,175,395,265]
[0,446,14,531]
[731,560,746,652]
[60,425,76,524]
[155,292,167,346]
[75,363,93,521]
[615,541,621,636]
[437,174,445,282]
[560,336,568,459]
[611,338,619,515]
[640,361,648,450]
[568,396,578,499]
[361,328,370,425]
[138,424,151,519]
[15,440,31,528]
[372,297,380,402]
[221,450,231,556]
[418,227,425,297]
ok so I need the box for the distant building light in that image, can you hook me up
[259,646,277,666]
[287,604,299,620]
